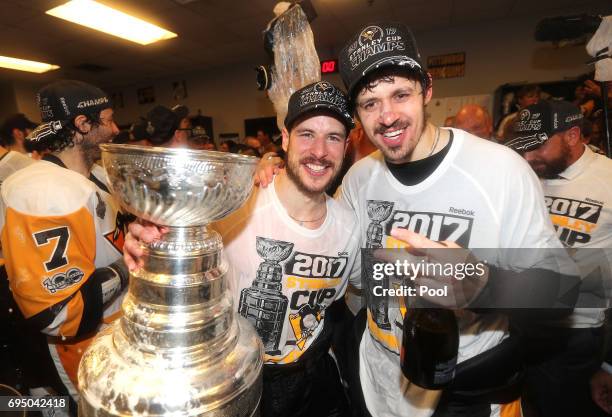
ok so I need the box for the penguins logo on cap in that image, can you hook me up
[519,109,531,121]
[359,26,384,46]
[315,81,333,92]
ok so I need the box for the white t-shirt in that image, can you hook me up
[0,150,33,186]
[541,145,612,327]
[214,177,361,365]
[339,128,562,417]
[0,150,34,259]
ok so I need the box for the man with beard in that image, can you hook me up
[0,113,38,156]
[506,100,611,417]
[0,80,128,415]
[125,81,361,417]
[336,23,570,417]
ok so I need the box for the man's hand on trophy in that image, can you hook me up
[374,228,489,308]
[254,152,283,187]
[124,221,168,271]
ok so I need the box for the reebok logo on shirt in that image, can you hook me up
[448,207,475,216]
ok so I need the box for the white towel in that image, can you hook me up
[586,15,612,82]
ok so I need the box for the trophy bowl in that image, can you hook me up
[100,144,258,227]
[255,237,295,262]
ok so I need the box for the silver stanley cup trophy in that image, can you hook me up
[78,144,264,417]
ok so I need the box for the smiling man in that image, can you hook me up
[125,81,361,417]
[337,23,567,417]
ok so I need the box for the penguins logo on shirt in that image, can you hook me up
[289,303,322,350]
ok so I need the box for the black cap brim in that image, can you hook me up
[347,56,426,99]
[505,133,549,153]
[25,122,63,143]
[285,103,355,133]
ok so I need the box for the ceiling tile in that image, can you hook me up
[185,0,270,23]
[392,0,453,32]
[509,0,607,16]
[0,1,43,27]
[451,0,515,24]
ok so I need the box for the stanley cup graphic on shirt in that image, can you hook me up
[366,200,394,248]
[239,237,293,355]
[365,200,395,330]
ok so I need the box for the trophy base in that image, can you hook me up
[78,317,263,417]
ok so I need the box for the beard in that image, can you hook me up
[531,157,570,179]
[530,142,572,179]
[285,154,341,198]
[81,125,113,168]
[373,108,427,163]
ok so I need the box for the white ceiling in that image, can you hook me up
[0,0,609,89]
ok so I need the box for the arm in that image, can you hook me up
[592,347,612,414]
[253,152,284,187]
[2,209,128,338]
[385,228,579,316]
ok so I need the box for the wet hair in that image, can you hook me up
[350,66,430,113]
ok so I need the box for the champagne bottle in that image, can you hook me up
[400,308,459,390]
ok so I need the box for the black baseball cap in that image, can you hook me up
[505,100,584,152]
[0,113,38,143]
[37,80,111,123]
[284,81,354,133]
[339,22,427,100]
[27,80,112,143]
[132,105,190,145]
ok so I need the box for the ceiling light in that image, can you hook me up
[46,0,177,46]
[0,56,60,73]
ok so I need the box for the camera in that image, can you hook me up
[255,65,273,91]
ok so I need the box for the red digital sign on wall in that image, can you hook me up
[321,59,338,74]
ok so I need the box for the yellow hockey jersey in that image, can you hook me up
[0,158,126,397]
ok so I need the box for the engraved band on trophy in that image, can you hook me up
[78,144,264,417]
[239,237,293,356]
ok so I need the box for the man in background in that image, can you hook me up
[0,113,38,156]
[497,84,541,141]
[129,104,215,150]
[507,100,611,417]
[453,104,495,141]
